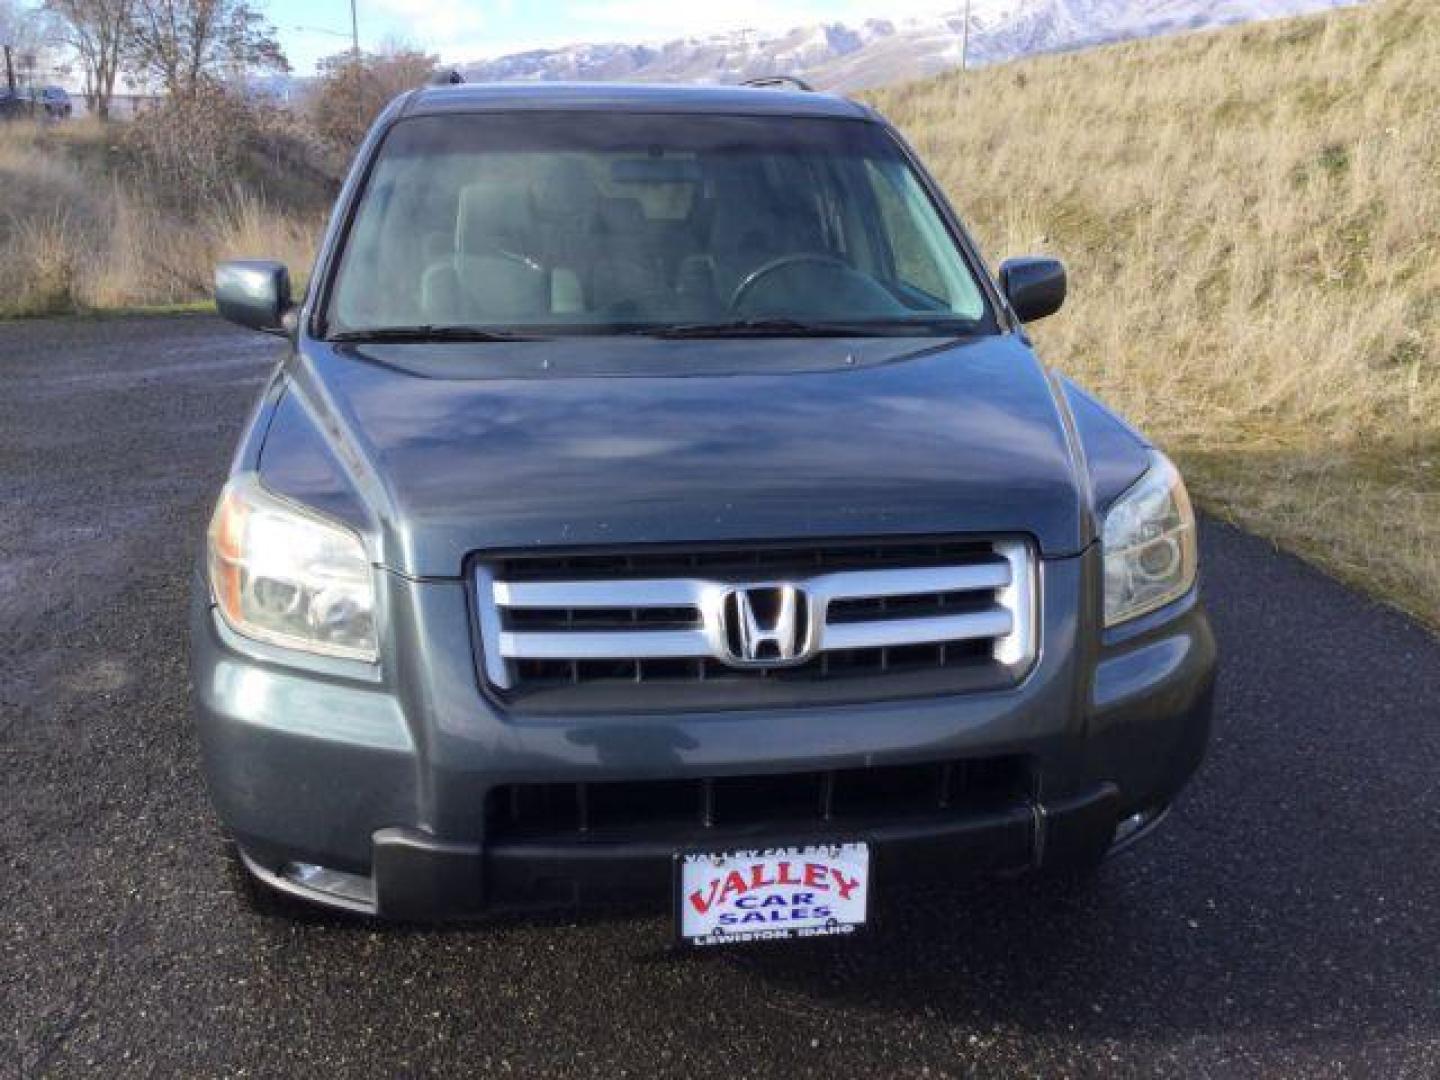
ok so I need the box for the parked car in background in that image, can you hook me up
[30,87,72,119]
[0,89,28,120]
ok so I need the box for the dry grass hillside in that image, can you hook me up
[872,0,1438,628]
[0,117,324,317]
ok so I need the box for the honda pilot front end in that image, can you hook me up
[193,82,1215,939]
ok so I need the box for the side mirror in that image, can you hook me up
[999,256,1066,323]
[215,260,294,334]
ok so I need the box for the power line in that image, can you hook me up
[292,0,359,60]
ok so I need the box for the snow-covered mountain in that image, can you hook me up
[458,0,1362,91]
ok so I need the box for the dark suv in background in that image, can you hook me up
[197,81,1214,940]
[0,89,29,120]
[0,86,72,120]
[32,86,73,119]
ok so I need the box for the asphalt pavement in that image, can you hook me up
[2,315,1438,1078]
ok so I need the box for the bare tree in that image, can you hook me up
[0,0,37,49]
[127,0,286,98]
[44,0,132,118]
[2,0,51,91]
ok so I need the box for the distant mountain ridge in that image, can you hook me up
[458,0,1362,91]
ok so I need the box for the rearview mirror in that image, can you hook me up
[999,256,1066,323]
[215,260,293,334]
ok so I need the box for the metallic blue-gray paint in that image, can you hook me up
[259,334,1124,578]
[191,83,1212,918]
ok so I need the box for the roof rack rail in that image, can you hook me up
[429,69,465,86]
[741,75,816,92]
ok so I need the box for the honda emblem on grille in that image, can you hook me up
[721,585,811,667]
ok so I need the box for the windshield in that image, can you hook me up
[324,111,995,339]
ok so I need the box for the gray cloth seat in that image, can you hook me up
[530,159,600,313]
[590,196,671,314]
[421,180,549,324]
[528,162,677,317]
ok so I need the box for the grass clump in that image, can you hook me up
[0,112,329,319]
[871,0,1440,628]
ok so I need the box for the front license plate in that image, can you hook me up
[676,842,870,946]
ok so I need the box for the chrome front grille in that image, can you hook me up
[473,538,1037,709]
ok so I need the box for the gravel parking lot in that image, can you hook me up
[3,315,1439,1078]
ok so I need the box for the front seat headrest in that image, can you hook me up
[456,180,534,255]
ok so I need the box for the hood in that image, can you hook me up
[260,334,1096,578]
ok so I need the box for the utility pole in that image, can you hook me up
[350,0,360,59]
[960,0,972,72]
[3,45,14,94]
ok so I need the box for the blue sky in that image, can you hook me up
[269,0,951,76]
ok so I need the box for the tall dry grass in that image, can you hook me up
[0,118,324,317]
[872,0,1440,628]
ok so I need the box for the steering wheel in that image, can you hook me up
[728,253,857,314]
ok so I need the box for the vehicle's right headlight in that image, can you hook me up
[1102,452,1197,627]
[207,475,378,661]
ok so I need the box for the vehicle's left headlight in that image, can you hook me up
[207,475,378,661]
[1102,452,1197,627]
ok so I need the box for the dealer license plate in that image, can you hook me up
[676,842,870,946]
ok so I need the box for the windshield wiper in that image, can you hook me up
[638,317,984,339]
[640,318,877,339]
[328,325,545,343]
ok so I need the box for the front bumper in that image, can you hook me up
[241,786,1125,919]
[191,555,1216,921]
